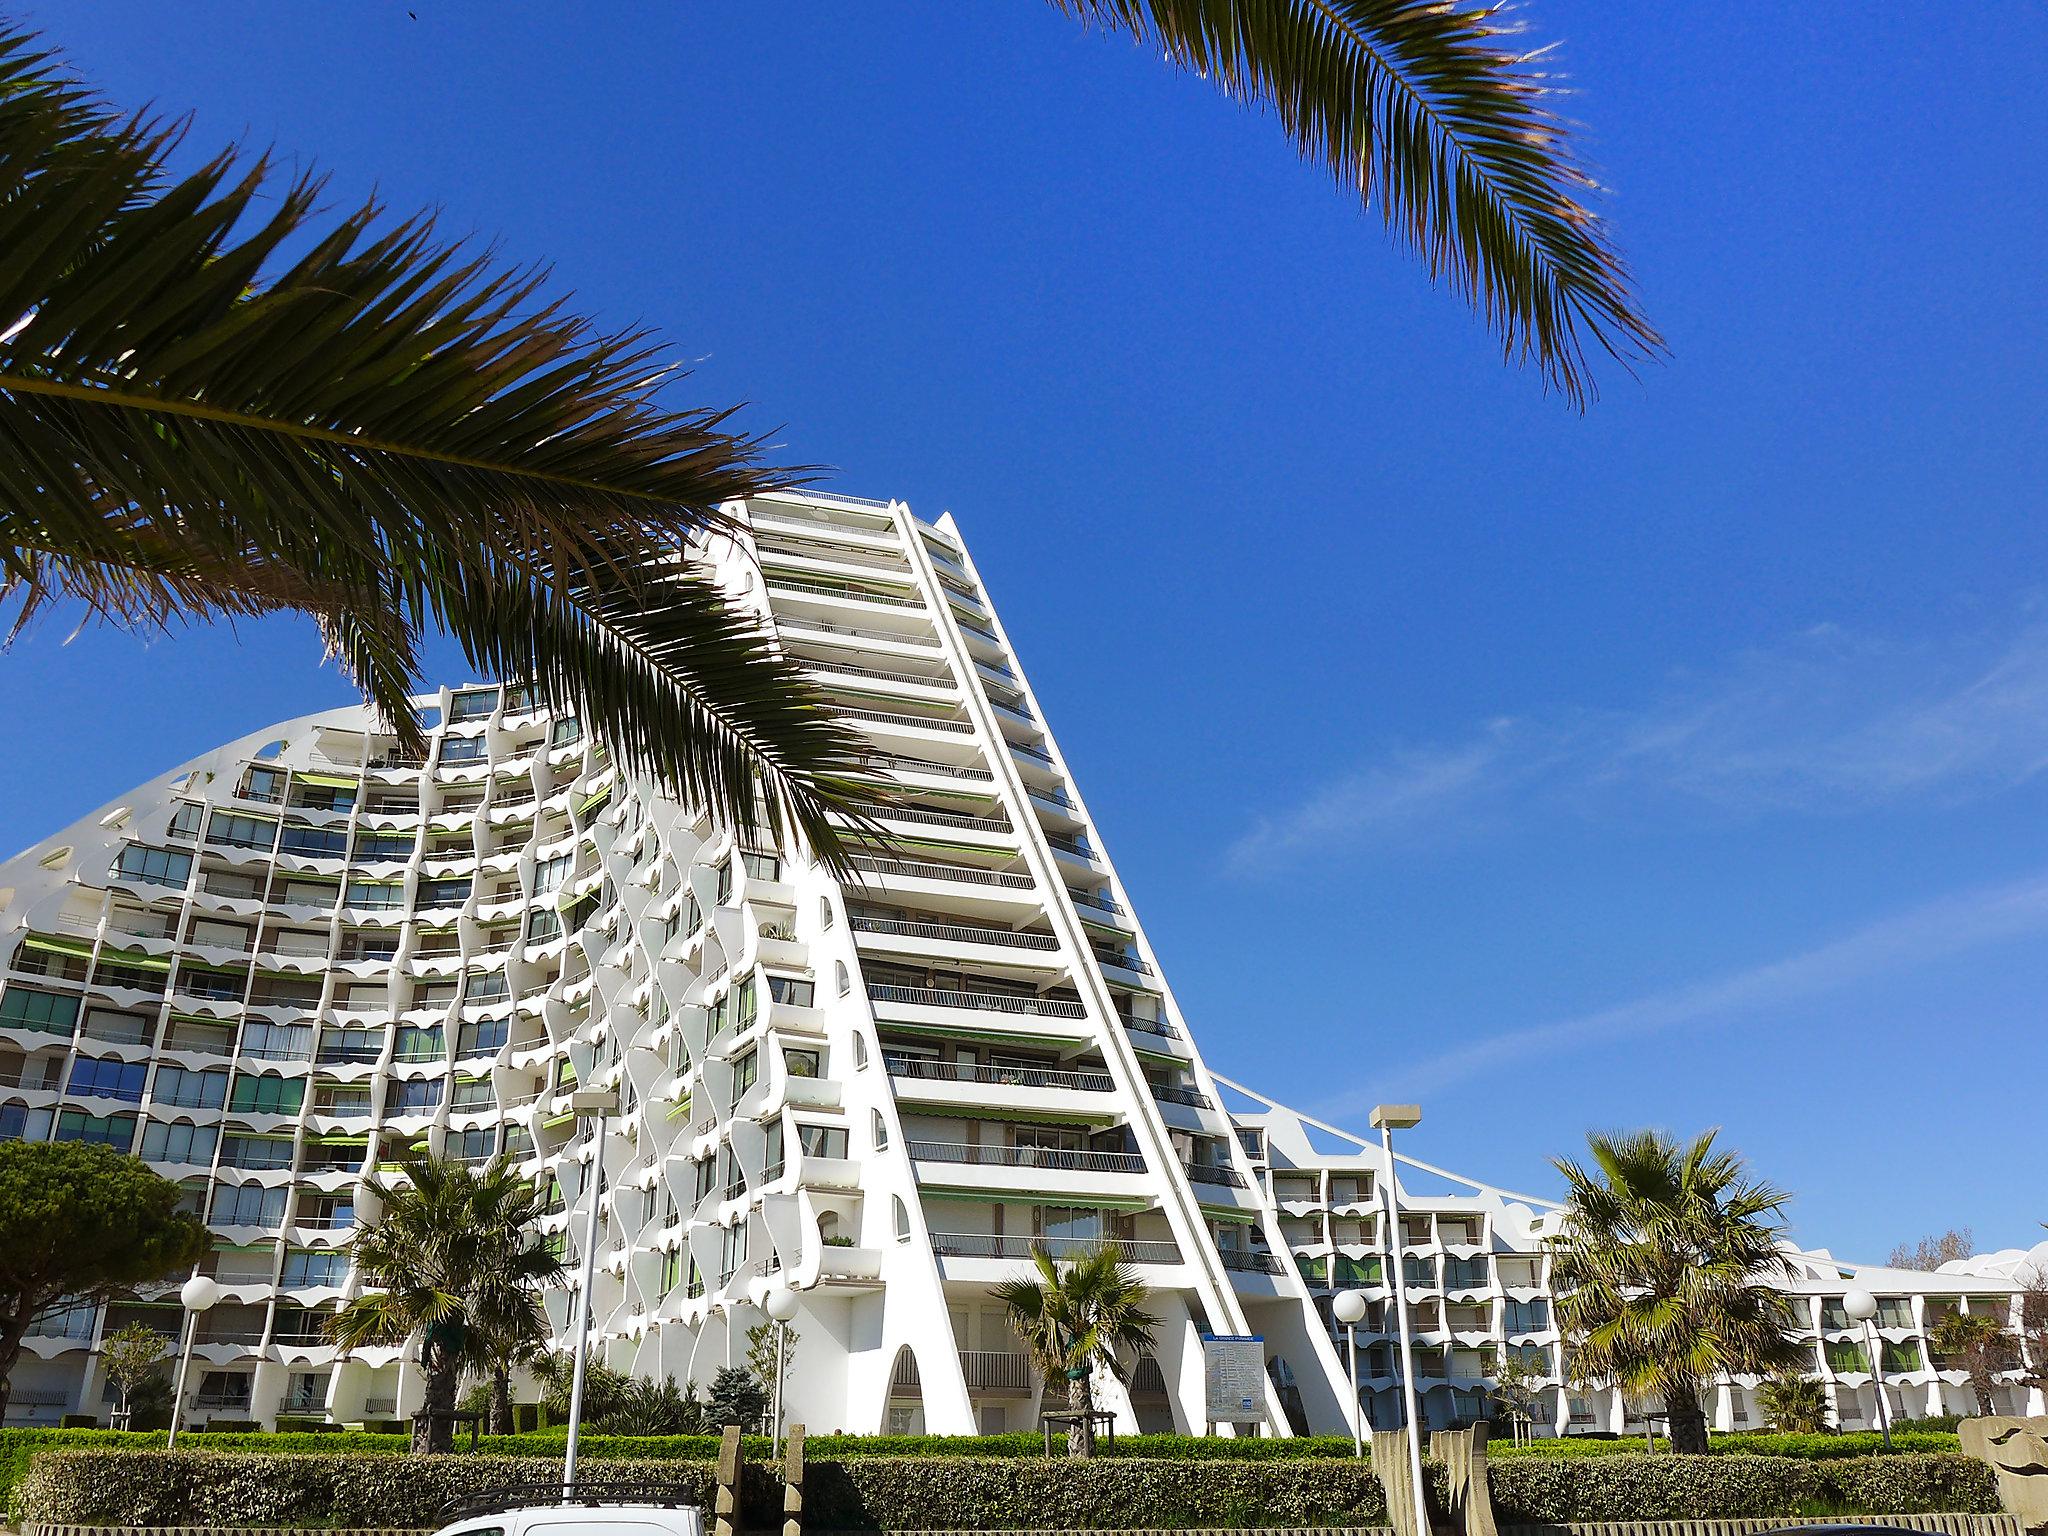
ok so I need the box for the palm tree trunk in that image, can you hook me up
[414,1344,460,1454]
[1666,1392,1710,1455]
[490,1364,513,1435]
[1971,1369,1995,1415]
[1068,1369,1094,1459]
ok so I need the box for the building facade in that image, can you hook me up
[0,491,2039,1434]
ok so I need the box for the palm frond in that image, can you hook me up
[1056,0,1662,405]
[0,25,870,862]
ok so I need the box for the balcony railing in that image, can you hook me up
[1009,740,1055,767]
[1183,1161,1247,1188]
[1069,888,1125,917]
[802,655,957,690]
[1092,950,1153,976]
[930,1233,1181,1264]
[777,613,942,649]
[869,983,1085,1018]
[886,1056,1113,1093]
[1122,1015,1183,1041]
[839,706,974,735]
[766,574,924,609]
[849,855,1033,890]
[879,804,1013,834]
[1153,1083,1212,1109]
[909,1141,1144,1173]
[863,750,993,782]
[1217,1249,1285,1274]
[851,915,1056,950]
[958,1349,1033,1390]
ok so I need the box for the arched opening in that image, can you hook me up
[885,1344,924,1434]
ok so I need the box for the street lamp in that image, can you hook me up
[1372,1104,1427,1530]
[764,1285,800,1457]
[1843,1289,1892,1450]
[1332,1289,1370,1456]
[563,1085,619,1492]
[164,1274,219,1449]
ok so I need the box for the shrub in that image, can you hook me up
[1489,1451,1998,1523]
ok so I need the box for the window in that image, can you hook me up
[532,854,571,895]
[394,1024,445,1062]
[167,802,204,840]
[55,1109,136,1149]
[893,1195,911,1243]
[719,1222,749,1279]
[1505,1298,1550,1333]
[463,970,508,1003]
[661,1247,686,1297]
[195,1370,253,1407]
[525,907,562,944]
[715,859,733,905]
[446,1126,497,1160]
[229,1074,305,1115]
[852,1032,868,1070]
[417,878,473,908]
[504,684,537,714]
[69,1055,147,1102]
[113,845,192,886]
[1444,1256,1490,1290]
[733,977,758,1031]
[139,1119,218,1165]
[768,976,815,1008]
[152,1065,228,1110]
[437,734,488,763]
[457,1017,509,1057]
[449,1077,495,1111]
[350,832,415,862]
[210,1183,287,1228]
[391,1079,442,1113]
[344,879,405,910]
[280,1250,348,1288]
[740,850,781,882]
[729,1048,758,1106]
[872,1110,888,1150]
[221,1133,293,1170]
[693,1157,716,1203]
[448,689,499,722]
[820,897,833,930]
[836,961,851,997]
[278,823,348,858]
[784,1047,821,1079]
[242,766,286,803]
[797,1123,848,1160]
[0,987,79,1034]
[205,812,278,850]
[550,715,582,746]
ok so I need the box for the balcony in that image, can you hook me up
[863,751,993,782]
[852,915,1056,951]
[958,1349,1034,1391]
[908,1141,1143,1173]
[885,1057,1113,1093]
[1122,1015,1183,1042]
[777,614,942,650]
[930,1233,1181,1265]
[870,984,1085,1019]
[1217,1249,1285,1275]
[839,705,974,736]
[1183,1161,1246,1189]
[766,573,924,609]
[1153,1082,1212,1109]
[849,855,1033,891]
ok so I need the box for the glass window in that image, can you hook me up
[784,1048,821,1079]
[740,850,781,882]
[344,879,405,909]
[448,690,499,722]
[205,812,278,850]
[69,1055,147,1102]
[221,1133,293,1170]
[210,1183,287,1227]
[152,1065,228,1110]
[278,823,348,857]
[391,1079,442,1113]
[550,716,582,746]
[729,1048,758,1105]
[351,832,415,862]
[447,1126,497,1160]
[437,734,489,764]
[532,854,571,895]
[457,1017,509,1057]
[0,987,79,1034]
[229,1074,305,1115]
[280,1250,348,1288]
[55,1109,136,1149]
[113,845,192,886]
[394,1025,445,1062]
[140,1119,218,1165]
[167,801,204,840]
[449,1077,495,1111]
[768,976,814,1008]
[242,766,286,803]
[797,1123,847,1160]
[417,878,472,908]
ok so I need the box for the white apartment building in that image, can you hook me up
[0,491,2038,1436]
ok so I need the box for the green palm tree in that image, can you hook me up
[1549,1129,1804,1454]
[1930,1311,2018,1416]
[328,1154,560,1452]
[1755,1371,1831,1434]
[453,1163,566,1435]
[994,1243,1159,1457]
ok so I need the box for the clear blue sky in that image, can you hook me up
[7,3,2044,1262]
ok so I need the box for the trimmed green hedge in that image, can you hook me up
[12,1447,2001,1531]
[1487,1430,1962,1460]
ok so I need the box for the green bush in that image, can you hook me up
[13,1446,2000,1531]
[1488,1430,1962,1460]
[1489,1452,1998,1523]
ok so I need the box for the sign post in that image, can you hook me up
[1201,1333,1266,1434]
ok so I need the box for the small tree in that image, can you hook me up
[706,1365,768,1431]
[0,1142,208,1422]
[995,1244,1158,1457]
[1757,1372,1832,1433]
[746,1317,798,1388]
[1888,1229,1975,1271]
[1490,1348,1547,1444]
[1931,1312,2019,1415]
[98,1322,169,1428]
[530,1348,633,1426]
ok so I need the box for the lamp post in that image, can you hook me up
[1843,1289,1892,1450]
[764,1284,799,1457]
[164,1274,219,1449]
[1333,1289,1370,1456]
[1372,1104,1427,1529]
[563,1086,619,1493]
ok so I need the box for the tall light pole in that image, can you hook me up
[563,1086,618,1492]
[1372,1104,1427,1529]
[1333,1289,1369,1456]
[764,1284,799,1457]
[1843,1289,1892,1450]
[164,1274,219,1449]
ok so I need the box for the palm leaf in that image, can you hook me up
[1052,0,1662,405]
[0,25,873,862]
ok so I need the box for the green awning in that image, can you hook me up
[96,945,173,972]
[1127,1043,1187,1065]
[917,1187,1155,1212]
[294,772,361,790]
[1200,1205,1258,1224]
[22,934,94,960]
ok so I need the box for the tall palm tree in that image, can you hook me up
[1549,1129,1804,1455]
[454,1163,566,1435]
[328,1154,559,1452]
[994,1243,1158,1457]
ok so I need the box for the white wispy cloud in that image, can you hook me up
[1313,864,2048,1112]
[1228,610,2048,869]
